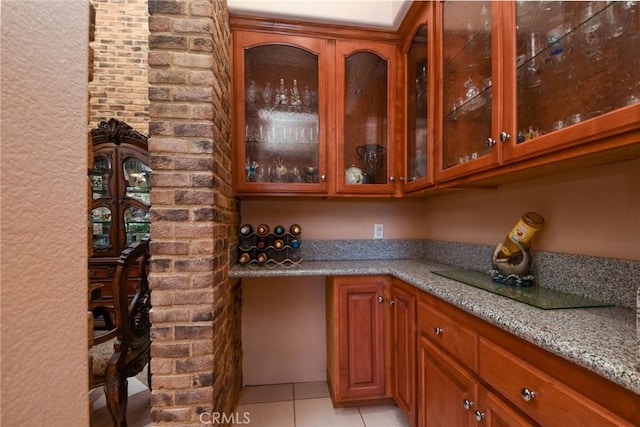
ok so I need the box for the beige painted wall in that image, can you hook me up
[1,2,89,426]
[242,277,327,385]
[424,158,640,261]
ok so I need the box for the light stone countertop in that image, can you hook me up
[230,259,640,395]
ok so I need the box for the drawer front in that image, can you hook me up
[478,338,632,427]
[89,265,116,280]
[417,301,477,370]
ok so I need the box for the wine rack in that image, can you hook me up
[238,224,302,266]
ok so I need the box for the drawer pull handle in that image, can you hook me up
[462,399,474,410]
[521,387,536,402]
[434,326,443,335]
[474,410,486,421]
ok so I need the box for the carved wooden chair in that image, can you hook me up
[89,237,151,427]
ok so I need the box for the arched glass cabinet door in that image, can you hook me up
[406,24,431,189]
[336,40,397,194]
[233,31,328,194]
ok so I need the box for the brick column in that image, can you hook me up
[147,0,241,424]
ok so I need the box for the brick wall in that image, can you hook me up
[89,0,149,134]
[147,0,241,425]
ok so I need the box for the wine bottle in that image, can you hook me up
[238,252,251,265]
[239,224,253,236]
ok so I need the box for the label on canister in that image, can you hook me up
[509,219,538,245]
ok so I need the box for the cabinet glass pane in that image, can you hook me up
[407,25,429,182]
[244,45,320,184]
[441,1,493,170]
[91,206,112,250]
[516,1,639,141]
[123,157,151,204]
[344,52,388,185]
[124,206,150,245]
[90,155,111,200]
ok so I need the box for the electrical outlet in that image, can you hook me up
[374,224,384,239]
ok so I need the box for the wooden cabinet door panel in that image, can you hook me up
[334,277,387,400]
[418,336,477,427]
[391,282,416,423]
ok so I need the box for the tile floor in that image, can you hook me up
[89,365,152,427]
[234,382,411,427]
[90,375,410,427]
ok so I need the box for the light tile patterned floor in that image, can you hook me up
[90,377,410,427]
[234,382,411,427]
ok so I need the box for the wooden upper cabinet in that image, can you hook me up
[231,17,400,198]
[435,0,640,184]
[437,0,502,182]
[399,1,436,194]
[232,31,329,195]
[335,40,398,195]
[502,1,640,163]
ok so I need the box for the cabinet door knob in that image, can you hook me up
[399,176,405,182]
[389,299,395,306]
[320,174,326,182]
[378,296,385,303]
[390,176,396,182]
[474,410,486,421]
[462,399,474,410]
[500,131,511,142]
[520,387,536,402]
[486,137,497,147]
[434,326,443,335]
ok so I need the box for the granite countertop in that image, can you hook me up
[230,259,640,395]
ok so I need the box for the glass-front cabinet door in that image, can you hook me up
[234,32,328,194]
[437,1,501,181]
[120,154,151,245]
[90,149,116,254]
[336,40,397,195]
[405,20,434,192]
[505,0,640,162]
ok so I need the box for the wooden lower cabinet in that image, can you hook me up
[416,289,639,426]
[326,275,391,405]
[327,277,639,425]
[391,280,417,424]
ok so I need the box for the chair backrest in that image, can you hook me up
[112,237,151,352]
